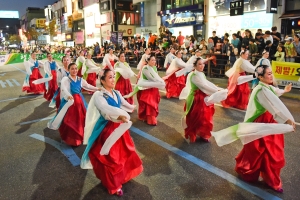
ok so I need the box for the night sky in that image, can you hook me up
[0,0,56,17]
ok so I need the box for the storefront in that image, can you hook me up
[74,31,85,46]
[83,1,101,46]
[208,11,274,38]
[136,26,157,40]
[280,0,300,36]
[207,0,275,38]
[158,5,204,41]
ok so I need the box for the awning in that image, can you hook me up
[280,11,300,19]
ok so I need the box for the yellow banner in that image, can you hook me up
[272,61,300,88]
[36,18,46,28]
[67,16,73,29]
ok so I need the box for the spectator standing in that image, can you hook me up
[184,35,191,51]
[275,46,285,62]
[231,33,241,49]
[255,33,265,54]
[242,29,253,49]
[263,31,273,44]
[293,34,300,63]
[284,37,295,62]
[212,31,218,47]
[222,38,230,55]
[177,31,185,48]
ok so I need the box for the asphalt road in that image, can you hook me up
[0,63,299,200]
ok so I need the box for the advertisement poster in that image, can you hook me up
[272,61,300,88]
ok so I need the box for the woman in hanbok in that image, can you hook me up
[75,50,85,77]
[251,50,272,89]
[180,58,227,143]
[81,69,143,196]
[221,50,256,110]
[82,52,101,94]
[22,53,46,94]
[137,48,151,70]
[164,50,193,98]
[102,48,118,71]
[114,52,136,104]
[49,56,70,109]
[212,65,295,193]
[47,63,100,146]
[43,53,59,101]
[124,55,165,125]
[163,46,176,69]
[186,49,203,65]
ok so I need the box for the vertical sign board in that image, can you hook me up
[230,1,244,16]
[141,2,144,27]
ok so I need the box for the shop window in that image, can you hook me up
[118,11,140,25]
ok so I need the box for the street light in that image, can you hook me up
[6,25,9,28]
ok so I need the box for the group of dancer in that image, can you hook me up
[21,45,296,195]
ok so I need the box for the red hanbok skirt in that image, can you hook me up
[58,94,86,146]
[137,88,160,125]
[103,61,115,70]
[115,76,133,105]
[44,70,58,101]
[88,121,143,195]
[77,67,83,77]
[83,73,97,94]
[221,72,250,110]
[22,68,46,94]
[184,90,215,143]
[235,111,285,190]
[165,72,186,98]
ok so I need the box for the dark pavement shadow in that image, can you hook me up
[0,95,41,114]
[30,128,88,200]
[82,180,152,200]
[15,101,56,134]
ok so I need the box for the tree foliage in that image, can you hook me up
[23,28,40,40]
[44,18,57,37]
[8,34,21,44]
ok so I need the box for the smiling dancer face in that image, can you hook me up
[68,63,78,78]
[194,58,205,72]
[147,55,156,67]
[62,56,70,69]
[100,69,115,91]
[118,52,126,62]
[256,65,273,85]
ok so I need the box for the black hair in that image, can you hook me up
[265,40,272,45]
[99,69,113,85]
[68,62,76,70]
[193,57,203,67]
[175,50,181,55]
[47,53,51,57]
[147,55,155,62]
[118,51,125,58]
[253,65,270,80]
[62,55,67,62]
[250,38,255,43]
[265,31,271,35]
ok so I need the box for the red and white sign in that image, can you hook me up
[118,25,136,36]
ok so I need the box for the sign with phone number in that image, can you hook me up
[272,61,300,88]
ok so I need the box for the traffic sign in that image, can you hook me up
[230,1,244,16]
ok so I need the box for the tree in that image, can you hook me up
[8,34,21,44]
[27,27,40,41]
[43,18,57,37]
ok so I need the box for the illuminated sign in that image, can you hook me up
[0,10,19,18]
[36,19,46,28]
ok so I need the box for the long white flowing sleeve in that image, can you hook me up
[137,66,165,89]
[240,59,255,73]
[81,79,99,91]
[192,72,228,105]
[192,73,219,95]
[44,61,51,75]
[174,58,194,77]
[115,62,135,79]
[102,54,114,71]
[256,87,292,123]
[24,61,32,75]
[60,77,72,100]
[137,54,149,70]
[86,59,101,74]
